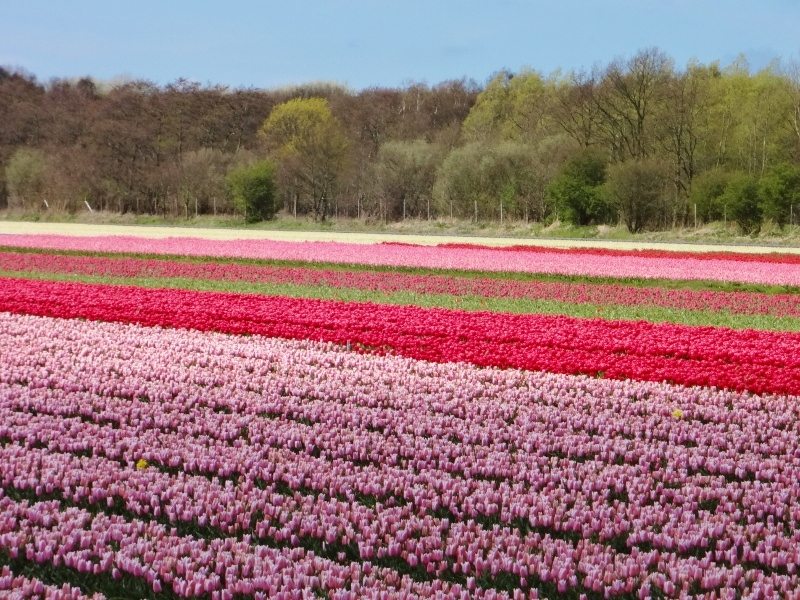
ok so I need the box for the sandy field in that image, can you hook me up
[1,221,799,254]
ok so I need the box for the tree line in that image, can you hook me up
[2,48,800,232]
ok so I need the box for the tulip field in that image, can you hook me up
[2,233,800,599]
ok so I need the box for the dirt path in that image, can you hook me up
[2,221,799,254]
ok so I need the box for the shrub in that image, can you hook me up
[759,163,800,228]
[226,161,277,222]
[605,159,669,233]
[548,150,610,226]
[690,168,732,223]
[5,147,47,209]
[721,173,761,234]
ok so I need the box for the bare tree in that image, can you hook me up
[660,63,718,223]
[594,48,673,161]
[552,71,603,149]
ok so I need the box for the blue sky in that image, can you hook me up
[1,0,798,89]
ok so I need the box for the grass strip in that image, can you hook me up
[2,244,799,295]
[3,268,800,332]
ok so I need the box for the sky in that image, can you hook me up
[1,0,799,90]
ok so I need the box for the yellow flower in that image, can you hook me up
[671,408,684,419]
[136,458,149,470]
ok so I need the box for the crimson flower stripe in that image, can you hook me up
[2,250,800,317]
[2,277,799,395]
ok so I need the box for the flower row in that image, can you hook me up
[2,277,800,395]
[1,494,470,599]
[2,313,800,597]
[431,241,800,264]
[2,250,799,318]
[2,233,799,285]
[0,565,100,599]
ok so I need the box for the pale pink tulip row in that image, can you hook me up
[4,394,800,597]
[2,233,799,285]
[5,381,800,522]
[1,494,478,599]
[3,313,800,597]
[0,565,100,599]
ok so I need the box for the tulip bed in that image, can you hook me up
[2,233,800,598]
[4,313,800,599]
[2,249,800,319]
[3,276,800,395]
[3,233,800,285]
[3,247,800,335]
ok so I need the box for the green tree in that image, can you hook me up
[260,97,348,221]
[787,59,800,159]
[462,69,553,142]
[226,160,277,222]
[5,147,47,209]
[547,150,610,225]
[721,172,761,233]
[605,159,669,233]
[708,60,794,174]
[759,163,800,227]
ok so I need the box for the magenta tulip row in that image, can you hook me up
[2,250,799,318]
[2,313,800,597]
[2,233,799,286]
